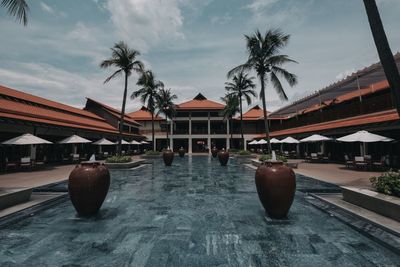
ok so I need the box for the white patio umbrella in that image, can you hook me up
[92,138,115,154]
[2,133,52,145]
[270,138,281,144]
[58,135,91,155]
[130,140,141,145]
[140,141,149,144]
[2,133,52,160]
[337,130,394,156]
[121,139,130,145]
[248,140,258,145]
[280,137,299,144]
[257,139,268,145]
[300,134,332,142]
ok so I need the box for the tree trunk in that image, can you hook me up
[363,0,400,116]
[260,74,272,154]
[151,112,155,151]
[118,72,129,156]
[166,113,169,149]
[230,117,233,148]
[239,94,244,150]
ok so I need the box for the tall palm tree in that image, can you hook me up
[228,28,298,153]
[1,0,29,25]
[225,71,256,150]
[156,87,177,148]
[131,70,163,151]
[363,0,400,116]
[220,94,239,150]
[100,41,144,155]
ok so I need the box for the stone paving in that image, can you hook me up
[0,156,398,266]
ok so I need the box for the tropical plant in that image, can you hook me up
[1,0,29,25]
[228,28,298,153]
[363,0,400,116]
[105,155,132,163]
[225,71,256,150]
[238,150,251,156]
[100,41,144,155]
[220,94,239,149]
[156,87,177,148]
[370,170,400,197]
[259,154,288,163]
[131,70,163,151]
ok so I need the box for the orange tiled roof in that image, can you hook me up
[177,93,225,110]
[268,109,399,137]
[128,106,164,121]
[238,105,270,120]
[86,98,140,126]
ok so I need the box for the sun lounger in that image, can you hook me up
[5,157,18,171]
[354,156,367,170]
[344,155,354,168]
[72,154,80,162]
[372,156,386,170]
[20,157,32,169]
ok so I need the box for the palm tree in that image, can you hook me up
[156,87,177,148]
[225,71,256,150]
[363,0,400,116]
[228,28,298,153]
[131,70,163,151]
[1,0,29,25]
[100,41,144,155]
[220,94,239,150]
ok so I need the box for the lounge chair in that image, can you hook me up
[34,156,46,168]
[304,152,311,162]
[372,156,386,170]
[20,157,32,169]
[72,154,80,163]
[310,153,318,162]
[323,153,331,162]
[5,157,18,171]
[344,155,353,168]
[354,156,367,170]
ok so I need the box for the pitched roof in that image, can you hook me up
[85,98,140,126]
[0,85,141,136]
[238,105,270,120]
[176,93,225,110]
[267,109,399,138]
[128,106,164,121]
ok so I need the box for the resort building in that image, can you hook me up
[0,85,143,167]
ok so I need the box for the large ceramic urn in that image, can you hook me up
[211,147,218,158]
[217,149,229,166]
[255,161,296,219]
[68,162,110,217]
[163,148,174,166]
[178,147,185,158]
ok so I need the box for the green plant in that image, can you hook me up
[259,154,288,163]
[238,150,251,155]
[105,155,132,163]
[228,148,239,153]
[145,150,160,156]
[370,171,400,197]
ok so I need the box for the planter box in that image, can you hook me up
[342,186,400,222]
[140,154,161,159]
[105,159,146,169]
[0,188,32,210]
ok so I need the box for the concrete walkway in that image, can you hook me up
[291,160,381,189]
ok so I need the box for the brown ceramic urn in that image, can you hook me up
[68,162,110,217]
[178,147,185,158]
[217,149,229,166]
[211,147,218,158]
[255,161,296,219]
[163,149,174,166]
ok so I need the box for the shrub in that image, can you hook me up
[259,154,288,163]
[145,150,160,156]
[238,150,251,155]
[228,148,239,153]
[370,171,400,197]
[105,155,132,163]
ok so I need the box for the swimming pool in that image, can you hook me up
[0,156,398,266]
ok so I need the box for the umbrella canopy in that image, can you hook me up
[92,138,115,145]
[2,133,52,145]
[58,135,91,144]
[300,134,332,143]
[140,141,149,144]
[270,138,281,144]
[337,130,393,143]
[248,140,258,145]
[257,139,268,145]
[280,137,299,144]
[121,139,130,145]
[130,140,141,145]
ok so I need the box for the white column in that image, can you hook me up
[207,137,211,154]
[189,115,192,154]
[30,145,36,160]
[189,138,192,154]
[226,120,230,149]
[170,120,173,149]
[244,139,247,151]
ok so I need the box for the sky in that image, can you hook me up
[0,0,399,113]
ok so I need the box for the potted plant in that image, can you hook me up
[211,147,218,158]
[163,147,174,166]
[178,147,185,158]
[217,148,229,166]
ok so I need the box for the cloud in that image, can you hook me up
[244,0,280,13]
[210,13,232,25]
[40,2,54,14]
[105,0,184,52]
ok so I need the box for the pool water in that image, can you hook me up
[0,156,399,266]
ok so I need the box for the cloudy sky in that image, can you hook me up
[0,0,399,113]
